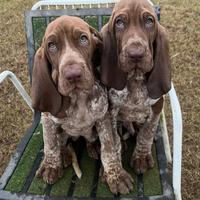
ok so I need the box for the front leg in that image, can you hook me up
[130,98,163,174]
[110,107,122,163]
[96,112,133,195]
[36,113,67,184]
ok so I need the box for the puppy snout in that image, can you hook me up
[65,65,82,82]
[128,49,145,59]
[127,47,145,62]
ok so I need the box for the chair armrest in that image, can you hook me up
[0,70,33,112]
[168,82,183,200]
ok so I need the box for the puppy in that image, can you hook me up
[31,15,133,194]
[101,0,171,174]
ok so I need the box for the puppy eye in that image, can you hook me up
[48,42,58,53]
[145,16,154,28]
[80,34,89,46]
[115,17,125,30]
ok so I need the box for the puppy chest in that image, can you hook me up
[62,109,95,134]
[61,106,105,136]
[109,85,152,123]
[54,90,108,137]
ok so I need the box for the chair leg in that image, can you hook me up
[0,70,33,112]
[160,110,172,163]
[169,83,183,200]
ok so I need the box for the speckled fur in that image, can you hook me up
[38,81,133,194]
[40,82,108,177]
[101,0,170,174]
[109,75,161,174]
[34,16,133,194]
[45,82,108,141]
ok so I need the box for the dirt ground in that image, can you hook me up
[0,0,199,200]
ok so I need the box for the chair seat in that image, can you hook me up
[0,113,174,200]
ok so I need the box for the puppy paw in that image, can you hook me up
[104,166,134,195]
[130,153,154,174]
[36,158,63,184]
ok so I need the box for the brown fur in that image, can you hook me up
[31,16,133,194]
[101,0,171,174]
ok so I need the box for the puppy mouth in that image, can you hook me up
[60,79,93,96]
[128,56,143,63]
[68,81,87,90]
[118,56,137,73]
[121,54,145,62]
[120,52,151,71]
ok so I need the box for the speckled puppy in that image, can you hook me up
[101,0,171,174]
[31,15,133,194]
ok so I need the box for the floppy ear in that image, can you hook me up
[147,24,171,99]
[89,26,103,67]
[89,26,102,46]
[100,24,127,90]
[31,47,62,115]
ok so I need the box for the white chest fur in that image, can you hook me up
[45,82,108,139]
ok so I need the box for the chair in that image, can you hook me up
[0,1,183,199]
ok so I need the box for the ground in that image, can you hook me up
[0,0,199,200]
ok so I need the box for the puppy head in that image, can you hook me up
[31,16,102,115]
[101,0,171,98]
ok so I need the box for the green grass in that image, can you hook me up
[5,124,43,192]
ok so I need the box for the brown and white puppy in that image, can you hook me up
[101,0,171,174]
[31,15,133,194]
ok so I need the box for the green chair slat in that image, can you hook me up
[102,16,110,25]
[143,144,162,196]
[31,15,110,53]
[5,125,43,192]
[121,139,137,198]
[96,179,113,198]
[28,176,46,195]
[32,17,47,50]
[73,148,96,197]
[50,167,74,197]
[84,16,98,30]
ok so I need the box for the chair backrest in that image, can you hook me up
[31,0,117,10]
[25,8,113,81]
[24,4,160,82]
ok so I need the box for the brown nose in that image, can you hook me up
[65,66,82,82]
[127,47,145,62]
